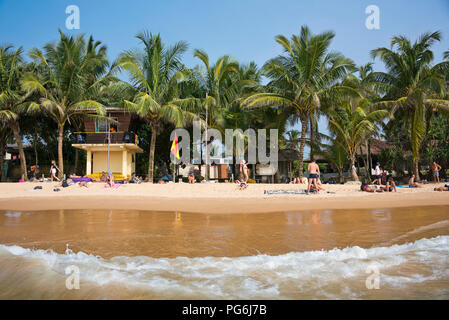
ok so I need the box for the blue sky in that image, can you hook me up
[1,0,449,154]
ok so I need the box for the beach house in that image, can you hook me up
[72,109,143,180]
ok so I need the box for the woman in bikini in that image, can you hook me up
[50,160,60,182]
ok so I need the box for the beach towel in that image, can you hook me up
[264,190,316,195]
[72,177,92,183]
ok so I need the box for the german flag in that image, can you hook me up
[171,133,180,159]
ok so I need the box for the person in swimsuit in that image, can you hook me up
[434,185,449,191]
[373,163,382,185]
[239,160,249,190]
[432,162,442,184]
[50,160,60,182]
[409,175,421,188]
[386,176,397,192]
[361,184,384,193]
[307,160,320,195]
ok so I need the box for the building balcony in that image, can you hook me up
[75,132,138,145]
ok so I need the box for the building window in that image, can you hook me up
[95,117,118,132]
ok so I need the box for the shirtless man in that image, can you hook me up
[307,160,320,195]
[432,161,442,184]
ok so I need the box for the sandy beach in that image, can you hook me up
[0,181,448,213]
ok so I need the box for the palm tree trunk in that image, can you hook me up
[33,131,39,166]
[413,159,420,181]
[298,116,308,179]
[360,146,367,177]
[74,148,79,175]
[350,154,359,181]
[309,118,314,161]
[147,123,157,183]
[57,124,64,179]
[12,121,28,181]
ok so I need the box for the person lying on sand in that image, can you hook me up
[434,185,449,191]
[361,184,384,193]
[409,175,421,188]
[385,176,397,192]
[78,181,89,188]
[290,177,307,184]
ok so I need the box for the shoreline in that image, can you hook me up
[0,182,448,213]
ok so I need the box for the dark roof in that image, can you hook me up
[279,148,300,162]
[358,139,392,155]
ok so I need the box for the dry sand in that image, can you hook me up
[0,181,448,213]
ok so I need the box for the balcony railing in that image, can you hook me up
[75,132,138,145]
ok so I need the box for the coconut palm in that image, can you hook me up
[328,101,388,181]
[370,31,449,179]
[0,45,32,180]
[243,25,356,178]
[317,138,347,183]
[177,52,259,179]
[117,31,200,182]
[21,30,111,178]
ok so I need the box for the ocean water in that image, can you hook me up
[0,207,448,299]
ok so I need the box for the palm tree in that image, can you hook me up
[21,30,110,178]
[317,138,347,183]
[328,101,388,181]
[243,25,355,178]
[177,51,259,179]
[370,31,449,179]
[117,31,199,182]
[0,45,31,180]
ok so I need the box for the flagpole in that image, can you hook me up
[205,91,208,182]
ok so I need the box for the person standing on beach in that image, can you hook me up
[50,160,60,182]
[239,160,249,189]
[432,161,442,184]
[307,160,320,195]
[373,163,382,185]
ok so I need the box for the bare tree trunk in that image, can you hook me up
[147,123,157,183]
[58,124,64,179]
[12,121,28,181]
[298,116,308,179]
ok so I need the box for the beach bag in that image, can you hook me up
[62,180,69,188]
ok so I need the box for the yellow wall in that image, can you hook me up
[92,151,122,173]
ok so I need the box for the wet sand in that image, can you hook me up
[1,206,448,258]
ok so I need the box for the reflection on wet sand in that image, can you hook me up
[0,206,448,259]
